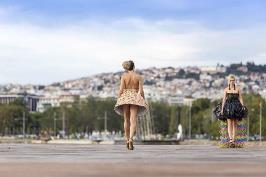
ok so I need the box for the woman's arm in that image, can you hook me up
[118,75,125,97]
[221,88,227,114]
[238,87,244,105]
[138,76,145,99]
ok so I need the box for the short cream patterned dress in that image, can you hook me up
[114,89,148,117]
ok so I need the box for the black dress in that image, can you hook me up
[213,92,248,121]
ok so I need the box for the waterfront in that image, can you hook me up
[0,143,266,177]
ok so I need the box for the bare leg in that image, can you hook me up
[123,105,130,140]
[129,105,138,139]
[227,119,233,141]
[232,119,236,141]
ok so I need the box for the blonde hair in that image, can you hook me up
[122,60,135,71]
[228,75,236,82]
[227,74,236,90]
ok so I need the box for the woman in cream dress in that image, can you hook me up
[114,60,148,150]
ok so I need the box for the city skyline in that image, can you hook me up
[0,0,265,84]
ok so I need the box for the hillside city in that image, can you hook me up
[0,62,265,112]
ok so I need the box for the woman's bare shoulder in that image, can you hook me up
[121,73,128,79]
[224,87,228,93]
[136,74,144,81]
[137,73,143,78]
[236,85,241,92]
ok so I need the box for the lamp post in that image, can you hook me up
[260,102,262,143]
[248,108,255,141]
[188,102,192,139]
[23,111,26,141]
[62,109,66,138]
[104,111,107,133]
[97,111,108,133]
[15,111,27,143]
[54,112,57,137]
[247,114,250,141]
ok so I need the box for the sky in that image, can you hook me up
[0,0,266,84]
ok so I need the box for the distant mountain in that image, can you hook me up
[1,62,265,102]
[57,62,266,87]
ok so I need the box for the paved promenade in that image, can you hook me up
[0,144,266,177]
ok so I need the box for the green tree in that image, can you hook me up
[168,106,177,134]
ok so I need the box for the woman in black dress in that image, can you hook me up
[214,75,248,146]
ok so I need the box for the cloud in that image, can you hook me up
[0,18,202,84]
[0,4,265,84]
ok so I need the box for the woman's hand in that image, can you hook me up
[118,75,125,97]
[238,87,244,106]
[221,88,227,115]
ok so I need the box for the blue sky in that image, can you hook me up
[0,0,265,84]
[1,0,265,27]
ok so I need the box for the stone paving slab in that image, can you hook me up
[0,144,265,177]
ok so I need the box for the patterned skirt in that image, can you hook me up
[114,89,148,117]
[219,121,247,148]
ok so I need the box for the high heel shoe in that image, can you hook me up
[128,138,134,150]
[229,139,235,148]
[126,139,130,150]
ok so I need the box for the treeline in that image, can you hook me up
[151,62,266,83]
[226,62,266,75]
[0,94,265,138]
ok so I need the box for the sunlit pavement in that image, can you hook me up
[0,144,266,177]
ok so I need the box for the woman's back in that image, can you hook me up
[114,60,148,150]
[123,72,140,90]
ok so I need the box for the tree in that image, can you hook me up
[168,106,177,135]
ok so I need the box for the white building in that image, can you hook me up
[37,96,60,112]
[37,93,79,112]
